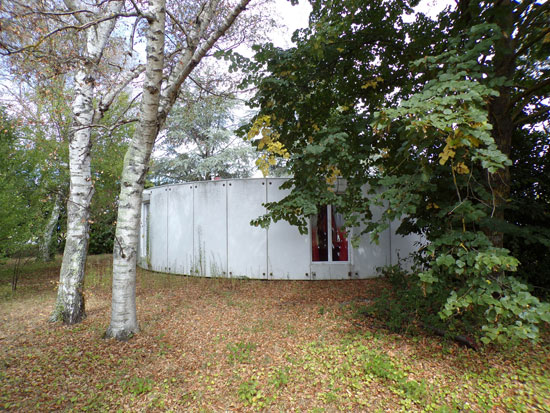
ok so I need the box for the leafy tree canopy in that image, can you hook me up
[0,108,44,258]
[238,0,550,344]
[150,83,256,184]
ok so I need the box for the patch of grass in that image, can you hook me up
[227,341,257,365]
[269,366,290,389]
[362,351,409,385]
[237,380,269,409]
[285,323,296,336]
[122,376,154,396]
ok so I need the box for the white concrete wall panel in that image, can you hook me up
[351,193,391,278]
[227,179,267,278]
[266,179,310,280]
[140,178,421,280]
[167,185,194,275]
[149,188,168,272]
[138,202,149,265]
[389,220,424,270]
[193,181,227,277]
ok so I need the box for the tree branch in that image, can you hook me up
[0,11,138,56]
[166,9,189,40]
[158,0,252,128]
[514,105,550,127]
[62,0,89,25]
[510,77,550,109]
[515,26,550,58]
[94,64,146,123]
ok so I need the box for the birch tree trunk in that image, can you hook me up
[50,0,122,324]
[106,0,253,339]
[39,192,62,262]
[105,0,166,340]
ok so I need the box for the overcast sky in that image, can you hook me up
[269,0,455,49]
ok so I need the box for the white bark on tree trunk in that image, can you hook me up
[105,0,166,340]
[51,0,122,324]
[50,65,95,324]
[106,0,252,340]
[39,192,62,262]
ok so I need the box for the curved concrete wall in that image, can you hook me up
[138,178,421,280]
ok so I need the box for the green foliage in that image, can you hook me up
[237,380,266,407]
[240,1,550,345]
[0,108,44,258]
[269,366,290,389]
[227,341,256,364]
[0,77,129,258]
[122,377,154,396]
[88,94,132,254]
[150,85,255,184]
[370,23,549,344]
[506,127,550,296]
[442,276,550,345]
[363,351,404,381]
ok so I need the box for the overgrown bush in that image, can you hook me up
[365,262,550,346]
[363,265,451,336]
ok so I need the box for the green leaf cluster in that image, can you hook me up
[241,0,550,344]
[150,90,255,184]
[0,108,46,258]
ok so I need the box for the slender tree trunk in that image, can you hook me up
[50,0,122,324]
[50,66,95,324]
[106,0,252,340]
[39,192,62,262]
[105,0,166,340]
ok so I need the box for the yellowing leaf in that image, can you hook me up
[469,137,481,147]
[361,77,383,89]
[439,138,456,165]
[439,146,455,165]
[454,162,470,175]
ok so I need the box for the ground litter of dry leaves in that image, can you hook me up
[1,255,549,412]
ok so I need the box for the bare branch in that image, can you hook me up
[128,15,144,52]
[0,11,138,56]
[515,26,550,58]
[94,64,146,123]
[510,77,550,109]
[158,0,253,127]
[166,8,189,40]
[21,9,94,18]
[63,0,88,25]
[127,0,145,15]
[188,75,235,99]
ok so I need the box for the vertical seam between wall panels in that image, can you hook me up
[328,205,333,263]
[389,220,392,267]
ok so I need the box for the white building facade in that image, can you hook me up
[138,178,421,280]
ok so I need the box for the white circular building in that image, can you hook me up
[138,178,420,280]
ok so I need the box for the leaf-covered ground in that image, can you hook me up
[1,255,548,412]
